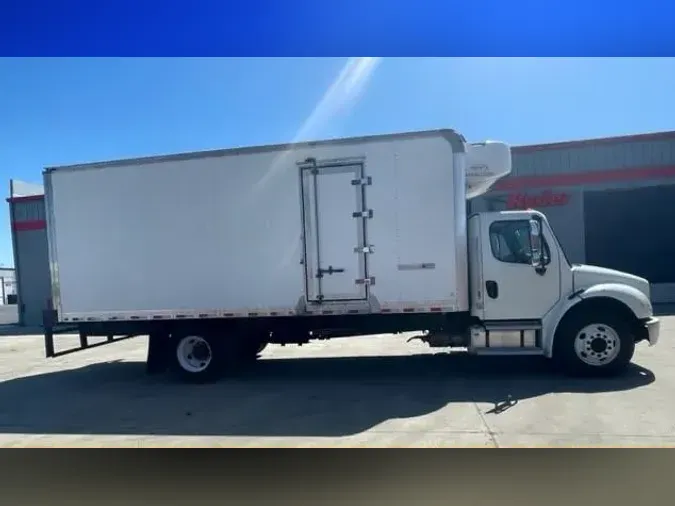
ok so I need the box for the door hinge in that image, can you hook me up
[354,245,374,254]
[351,176,372,186]
[355,277,375,286]
[352,209,374,219]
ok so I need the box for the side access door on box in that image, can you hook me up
[299,157,374,304]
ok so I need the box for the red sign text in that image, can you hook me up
[506,190,570,210]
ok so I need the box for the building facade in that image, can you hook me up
[7,180,50,326]
[7,131,675,326]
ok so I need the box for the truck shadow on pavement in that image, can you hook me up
[0,352,655,437]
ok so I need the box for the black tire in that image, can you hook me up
[169,333,225,383]
[553,311,635,377]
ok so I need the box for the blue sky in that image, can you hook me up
[1,57,675,267]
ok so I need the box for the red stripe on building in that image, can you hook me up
[493,165,675,191]
[13,220,46,232]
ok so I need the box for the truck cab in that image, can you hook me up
[466,208,659,375]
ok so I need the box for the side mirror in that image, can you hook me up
[529,218,545,274]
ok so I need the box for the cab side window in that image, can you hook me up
[489,220,550,265]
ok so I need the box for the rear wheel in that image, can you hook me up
[553,312,635,377]
[171,334,223,383]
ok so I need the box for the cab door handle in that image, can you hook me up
[486,280,499,299]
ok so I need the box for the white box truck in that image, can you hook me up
[41,128,660,382]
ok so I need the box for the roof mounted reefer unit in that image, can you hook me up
[465,141,512,199]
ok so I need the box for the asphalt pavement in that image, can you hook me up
[0,317,672,447]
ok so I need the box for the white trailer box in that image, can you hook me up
[46,129,493,323]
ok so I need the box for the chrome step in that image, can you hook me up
[484,320,542,331]
[472,347,544,356]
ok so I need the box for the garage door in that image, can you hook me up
[584,184,675,302]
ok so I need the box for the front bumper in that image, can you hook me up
[644,317,660,346]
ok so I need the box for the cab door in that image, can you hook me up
[479,212,561,321]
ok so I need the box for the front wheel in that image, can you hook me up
[553,313,635,377]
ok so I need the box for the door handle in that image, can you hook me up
[317,266,346,278]
[486,280,499,299]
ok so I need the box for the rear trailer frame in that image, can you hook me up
[42,308,138,358]
[42,308,476,358]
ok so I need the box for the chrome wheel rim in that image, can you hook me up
[573,324,621,366]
